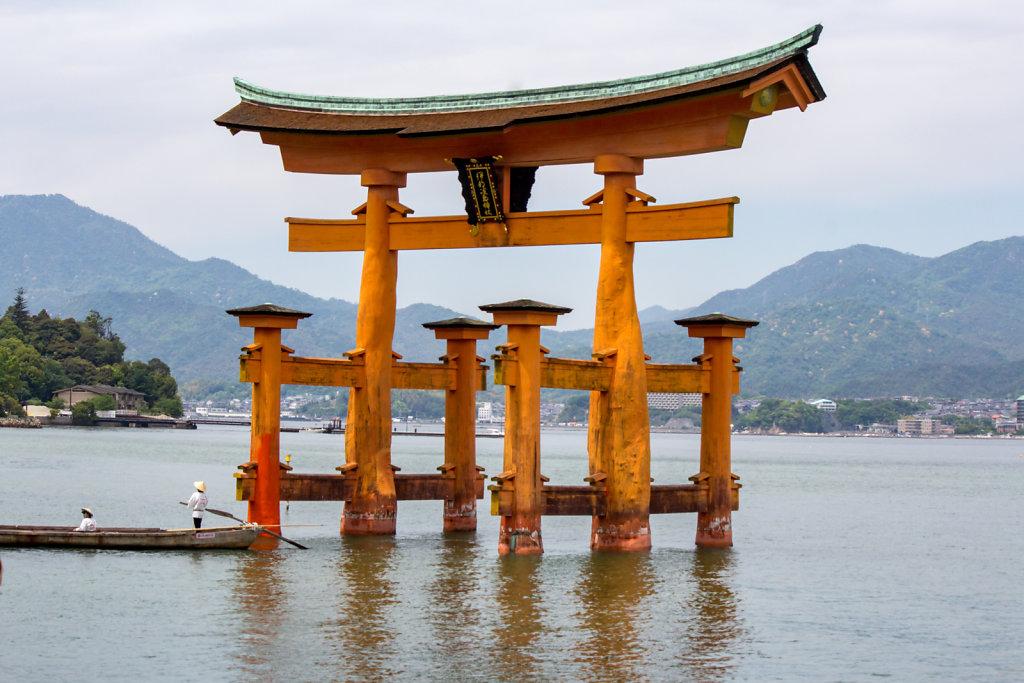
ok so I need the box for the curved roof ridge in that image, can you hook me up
[235,25,821,115]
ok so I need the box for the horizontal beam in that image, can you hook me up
[541,357,611,391]
[489,484,739,516]
[241,356,488,391]
[288,198,736,252]
[392,362,455,391]
[492,357,739,394]
[240,355,366,388]
[235,472,485,502]
[650,484,740,513]
[646,364,708,393]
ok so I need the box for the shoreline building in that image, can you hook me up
[52,385,146,413]
[896,418,939,436]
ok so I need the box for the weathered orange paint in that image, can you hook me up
[342,170,405,535]
[287,198,736,252]
[227,308,309,533]
[249,328,282,529]
[681,319,756,547]
[588,155,652,551]
[695,336,735,546]
[487,305,567,554]
[432,326,494,532]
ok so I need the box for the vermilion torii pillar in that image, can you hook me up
[343,169,407,534]
[588,154,652,551]
[482,300,571,554]
[677,314,759,547]
[423,317,498,531]
[227,304,312,529]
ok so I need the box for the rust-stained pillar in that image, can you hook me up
[343,169,407,534]
[227,304,312,529]
[423,317,499,532]
[588,154,652,551]
[676,314,758,548]
[482,299,571,554]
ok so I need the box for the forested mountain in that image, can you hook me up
[0,195,461,387]
[626,239,1024,398]
[3,193,1022,399]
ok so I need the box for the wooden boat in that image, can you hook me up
[0,524,264,550]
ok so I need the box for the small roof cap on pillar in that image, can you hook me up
[675,312,759,338]
[479,299,572,315]
[675,312,758,327]
[227,303,312,329]
[226,303,313,318]
[423,316,500,340]
[422,317,499,331]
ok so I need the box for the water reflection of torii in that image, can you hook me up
[217,26,826,553]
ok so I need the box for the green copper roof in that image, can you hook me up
[234,25,822,115]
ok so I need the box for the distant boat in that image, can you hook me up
[0,524,264,550]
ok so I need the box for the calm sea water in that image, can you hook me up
[1,425,1022,682]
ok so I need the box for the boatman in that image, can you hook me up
[75,507,97,532]
[187,482,208,529]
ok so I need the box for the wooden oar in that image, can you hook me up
[178,502,307,549]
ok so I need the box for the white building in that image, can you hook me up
[809,398,837,412]
[647,393,702,410]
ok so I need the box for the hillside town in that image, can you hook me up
[164,392,1024,438]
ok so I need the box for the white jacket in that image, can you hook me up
[187,491,208,518]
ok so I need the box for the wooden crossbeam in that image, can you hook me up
[488,483,739,516]
[240,355,366,388]
[235,472,485,502]
[240,355,486,391]
[391,362,455,390]
[541,357,611,391]
[490,357,740,394]
[288,197,737,252]
[645,364,708,393]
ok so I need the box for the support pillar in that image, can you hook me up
[588,154,652,551]
[423,317,498,531]
[482,299,571,554]
[343,169,407,534]
[676,314,758,548]
[227,304,312,529]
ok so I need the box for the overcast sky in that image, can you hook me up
[2,1,1021,329]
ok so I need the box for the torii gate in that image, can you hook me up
[217,26,825,551]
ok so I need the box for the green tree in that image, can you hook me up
[0,394,25,417]
[61,356,97,386]
[0,338,45,401]
[735,398,825,433]
[153,396,184,417]
[0,341,25,401]
[92,394,116,411]
[83,310,116,341]
[71,400,98,426]
[124,360,156,401]
[2,288,31,335]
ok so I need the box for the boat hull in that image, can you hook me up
[0,525,264,550]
